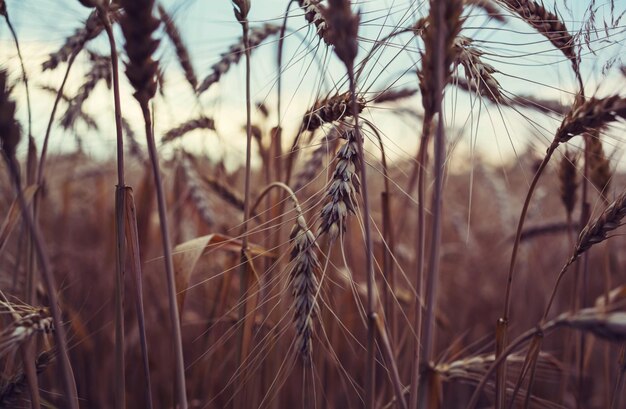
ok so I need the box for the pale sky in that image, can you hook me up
[0,0,625,171]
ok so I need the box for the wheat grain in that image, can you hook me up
[373,87,418,104]
[586,131,612,198]
[181,154,214,226]
[558,149,578,215]
[42,7,121,71]
[303,92,365,131]
[119,0,160,105]
[318,127,360,240]
[288,211,321,361]
[161,117,215,144]
[0,70,20,158]
[573,191,626,259]
[555,95,626,143]
[60,51,111,130]
[298,0,330,44]
[454,36,503,103]
[497,0,580,78]
[197,24,281,93]
[158,4,198,91]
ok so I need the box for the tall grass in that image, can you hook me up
[0,1,626,408]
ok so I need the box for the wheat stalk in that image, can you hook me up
[119,1,188,407]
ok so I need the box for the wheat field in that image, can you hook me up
[1,0,626,408]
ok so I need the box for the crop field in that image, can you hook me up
[0,0,626,408]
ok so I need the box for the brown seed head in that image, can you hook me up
[298,0,330,44]
[119,0,161,105]
[555,95,626,143]
[419,0,464,116]
[499,0,580,76]
[303,92,366,131]
[158,5,198,91]
[324,0,360,67]
[558,149,578,215]
[575,191,626,258]
[586,132,612,199]
[318,127,361,240]
[289,213,320,360]
[197,24,281,93]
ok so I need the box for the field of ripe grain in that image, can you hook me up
[1,0,626,408]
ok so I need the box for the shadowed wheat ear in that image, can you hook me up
[288,209,321,361]
[0,70,20,158]
[120,0,160,105]
[181,154,215,226]
[318,127,361,240]
[158,4,198,91]
[161,116,215,144]
[42,6,121,71]
[199,173,249,214]
[558,149,578,216]
[586,131,612,199]
[197,23,280,93]
[373,87,418,104]
[418,0,463,117]
[303,91,366,131]
[0,349,54,407]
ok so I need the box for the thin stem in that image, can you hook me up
[495,140,559,407]
[417,0,446,405]
[409,114,432,409]
[98,9,126,408]
[140,103,188,409]
[37,53,77,185]
[347,68,377,409]
[5,156,79,409]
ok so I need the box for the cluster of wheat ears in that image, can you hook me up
[0,0,626,408]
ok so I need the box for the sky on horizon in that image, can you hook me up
[0,0,625,172]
